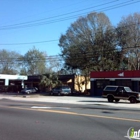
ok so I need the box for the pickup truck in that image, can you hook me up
[102,85,140,103]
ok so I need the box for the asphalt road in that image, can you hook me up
[0,99,140,140]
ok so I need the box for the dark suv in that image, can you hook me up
[51,86,71,96]
[102,85,140,103]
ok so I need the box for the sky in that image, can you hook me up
[0,0,140,57]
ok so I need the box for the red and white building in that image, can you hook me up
[90,70,140,96]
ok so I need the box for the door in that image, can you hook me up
[116,87,127,99]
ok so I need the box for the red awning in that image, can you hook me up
[90,70,140,79]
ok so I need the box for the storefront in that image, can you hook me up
[0,74,27,92]
[26,74,75,93]
[90,70,140,96]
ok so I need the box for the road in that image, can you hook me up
[0,99,140,140]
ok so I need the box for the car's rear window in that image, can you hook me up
[104,86,117,91]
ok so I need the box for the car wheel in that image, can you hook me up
[27,91,30,95]
[58,92,61,96]
[107,96,114,102]
[115,99,120,103]
[130,97,136,103]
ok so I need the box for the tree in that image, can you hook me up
[39,72,61,92]
[59,12,119,72]
[59,12,121,90]
[46,55,63,73]
[23,47,47,75]
[117,13,140,70]
[0,49,22,74]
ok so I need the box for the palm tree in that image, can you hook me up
[39,72,61,92]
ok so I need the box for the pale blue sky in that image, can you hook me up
[0,0,140,56]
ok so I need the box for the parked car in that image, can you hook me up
[51,86,71,96]
[21,87,37,94]
[102,85,140,103]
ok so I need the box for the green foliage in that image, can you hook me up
[117,13,140,70]
[0,49,22,74]
[59,12,121,72]
[39,72,61,91]
[23,47,47,75]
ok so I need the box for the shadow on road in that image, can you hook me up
[78,100,131,104]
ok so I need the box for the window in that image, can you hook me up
[117,87,124,92]
[104,86,117,91]
[124,87,132,92]
[96,80,110,89]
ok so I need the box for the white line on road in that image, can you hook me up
[31,106,71,109]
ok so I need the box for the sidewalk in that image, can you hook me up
[0,93,140,109]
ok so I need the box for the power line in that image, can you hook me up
[0,21,140,45]
[0,0,118,29]
[0,0,139,30]
[0,40,58,45]
[0,45,139,63]
[0,1,140,45]
[0,0,92,26]
[0,0,104,27]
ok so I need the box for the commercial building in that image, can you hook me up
[90,70,140,96]
[0,74,27,92]
[0,74,75,93]
[0,73,89,94]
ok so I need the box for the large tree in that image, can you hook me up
[0,49,22,74]
[59,12,122,91]
[117,13,140,70]
[59,12,120,72]
[23,47,47,75]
